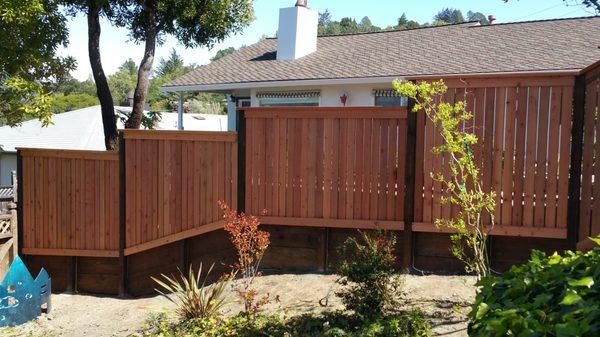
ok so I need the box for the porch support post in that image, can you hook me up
[227,94,237,131]
[177,93,184,130]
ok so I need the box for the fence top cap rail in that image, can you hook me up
[242,106,408,119]
[120,129,237,142]
[17,148,119,160]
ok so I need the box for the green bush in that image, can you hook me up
[336,230,403,320]
[139,310,430,337]
[50,93,99,113]
[469,242,600,336]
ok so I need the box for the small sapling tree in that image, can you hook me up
[393,80,496,279]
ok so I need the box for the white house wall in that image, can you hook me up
[248,83,389,107]
[0,153,17,186]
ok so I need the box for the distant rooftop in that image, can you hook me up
[0,106,227,152]
[164,16,600,90]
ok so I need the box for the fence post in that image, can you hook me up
[568,75,586,245]
[16,150,23,256]
[402,97,418,271]
[236,109,246,213]
[118,132,127,296]
[7,202,17,259]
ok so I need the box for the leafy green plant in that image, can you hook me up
[138,310,430,337]
[469,239,600,336]
[336,230,403,320]
[394,80,496,279]
[151,263,230,321]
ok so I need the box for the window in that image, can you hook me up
[257,91,320,107]
[373,89,408,107]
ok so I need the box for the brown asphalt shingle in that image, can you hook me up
[164,17,600,88]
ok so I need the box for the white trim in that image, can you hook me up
[161,76,403,93]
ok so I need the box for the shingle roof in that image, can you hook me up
[165,16,600,89]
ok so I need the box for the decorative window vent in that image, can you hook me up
[256,91,321,99]
[372,89,402,97]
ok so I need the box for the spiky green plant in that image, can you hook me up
[151,263,230,321]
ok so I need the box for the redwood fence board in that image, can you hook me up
[244,107,408,229]
[20,74,600,261]
[122,131,237,255]
[19,149,120,257]
[412,76,574,239]
[578,64,600,250]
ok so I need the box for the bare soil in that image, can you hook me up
[1,274,475,337]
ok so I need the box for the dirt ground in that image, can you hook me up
[1,274,476,337]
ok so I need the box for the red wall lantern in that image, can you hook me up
[340,93,348,106]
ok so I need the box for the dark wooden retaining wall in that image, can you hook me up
[25,225,572,296]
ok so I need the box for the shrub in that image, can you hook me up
[219,201,271,314]
[139,310,430,337]
[336,230,403,320]
[394,80,496,278]
[469,241,600,336]
[50,93,99,113]
[151,263,230,321]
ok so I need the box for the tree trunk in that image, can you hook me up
[88,1,118,150]
[125,6,157,129]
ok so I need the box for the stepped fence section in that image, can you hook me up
[244,107,408,230]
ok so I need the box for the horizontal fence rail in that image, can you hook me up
[413,76,574,239]
[579,65,600,250]
[20,149,120,257]
[122,130,238,255]
[244,107,407,229]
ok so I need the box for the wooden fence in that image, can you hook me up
[123,130,237,255]
[18,131,238,258]
[19,149,120,257]
[0,203,18,280]
[244,107,407,229]
[578,63,600,250]
[412,77,574,239]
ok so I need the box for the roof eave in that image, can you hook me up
[160,76,405,93]
[161,69,582,93]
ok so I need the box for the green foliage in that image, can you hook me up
[112,0,254,49]
[211,47,236,62]
[49,93,99,113]
[140,310,430,337]
[108,59,137,105]
[394,80,496,278]
[188,94,226,115]
[0,0,74,126]
[336,230,402,320]
[53,76,97,97]
[151,263,231,321]
[469,242,600,336]
[433,8,465,24]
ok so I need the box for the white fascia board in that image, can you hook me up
[160,76,405,93]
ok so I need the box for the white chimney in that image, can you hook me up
[276,0,318,60]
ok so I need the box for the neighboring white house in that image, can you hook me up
[0,105,226,185]
[161,1,600,131]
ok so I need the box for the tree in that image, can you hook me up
[108,59,137,105]
[394,80,496,279]
[155,48,185,77]
[396,13,422,30]
[467,11,489,25]
[114,0,254,130]
[434,8,465,24]
[62,0,120,150]
[1,0,75,126]
[211,47,236,62]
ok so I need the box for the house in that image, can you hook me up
[161,1,600,131]
[0,105,226,186]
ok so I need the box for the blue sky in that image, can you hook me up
[61,0,595,80]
